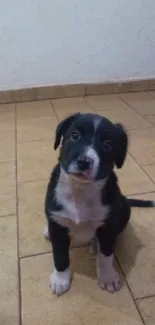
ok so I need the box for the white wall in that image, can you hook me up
[0,0,155,90]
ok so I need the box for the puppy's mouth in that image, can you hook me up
[69,171,94,183]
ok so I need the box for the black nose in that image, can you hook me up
[77,156,93,171]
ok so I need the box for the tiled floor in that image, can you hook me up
[1,91,155,325]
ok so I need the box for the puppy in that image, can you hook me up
[44,113,155,296]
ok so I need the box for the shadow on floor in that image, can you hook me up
[116,222,143,277]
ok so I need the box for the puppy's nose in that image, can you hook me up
[77,156,93,171]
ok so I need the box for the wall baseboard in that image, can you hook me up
[0,78,155,104]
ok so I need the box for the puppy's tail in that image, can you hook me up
[128,198,155,208]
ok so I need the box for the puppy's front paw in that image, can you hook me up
[97,253,120,293]
[98,267,120,293]
[50,268,71,296]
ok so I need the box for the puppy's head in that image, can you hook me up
[54,113,128,182]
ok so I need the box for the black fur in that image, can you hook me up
[45,164,62,217]
[114,123,128,168]
[128,198,155,207]
[54,113,80,150]
[45,113,155,278]
[48,219,70,272]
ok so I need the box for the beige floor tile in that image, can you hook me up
[17,140,58,183]
[0,102,15,111]
[18,180,51,256]
[52,96,88,110]
[17,100,58,142]
[119,91,155,115]
[52,97,93,120]
[0,130,15,162]
[96,106,152,130]
[0,109,15,131]
[116,154,155,195]
[56,108,93,120]
[17,116,57,142]
[56,108,94,121]
[0,162,16,216]
[17,100,54,119]
[143,164,155,182]
[137,297,155,325]
[145,114,155,125]
[129,128,155,166]
[55,107,93,121]
[18,178,81,256]
[116,192,155,299]
[0,216,19,325]
[85,94,129,110]
[119,91,150,101]
[3,93,155,323]
[21,247,142,325]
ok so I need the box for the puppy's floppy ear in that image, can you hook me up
[54,113,81,150]
[114,123,128,169]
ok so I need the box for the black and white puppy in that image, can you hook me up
[44,113,155,296]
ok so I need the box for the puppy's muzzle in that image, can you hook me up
[77,156,93,171]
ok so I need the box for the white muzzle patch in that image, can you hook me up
[85,146,100,179]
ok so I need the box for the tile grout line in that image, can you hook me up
[142,163,155,167]
[83,96,96,112]
[17,137,56,144]
[0,213,16,219]
[141,165,155,185]
[0,159,15,164]
[84,96,155,131]
[17,138,56,145]
[143,115,155,126]
[119,97,155,127]
[0,108,14,112]
[129,151,155,185]
[136,293,155,301]
[19,243,89,260]
[129,189,155,197]
[15,102,22,325]
[115,256,145,325]
[19,250,52,259]
[50,99,60,122]
[18,177,48,185]
[0,159,16,163]
[49,99,59,120]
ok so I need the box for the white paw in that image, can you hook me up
[97,253,120,293]
[49,268,71,296]
[43,226,49,240]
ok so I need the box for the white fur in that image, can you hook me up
[85,146,100,179]
[50,267,71,296]
[51,168,109,245]
[68,146,100,180]
[97,253,120,293]
[43,226,49,240]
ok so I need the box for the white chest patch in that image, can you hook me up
[51,169,109,245]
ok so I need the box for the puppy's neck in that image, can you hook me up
[55,166,108,225]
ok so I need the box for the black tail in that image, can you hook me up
[128,198,155,207]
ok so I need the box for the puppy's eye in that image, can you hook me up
[103,140,112,152]
[71,131,80,141]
